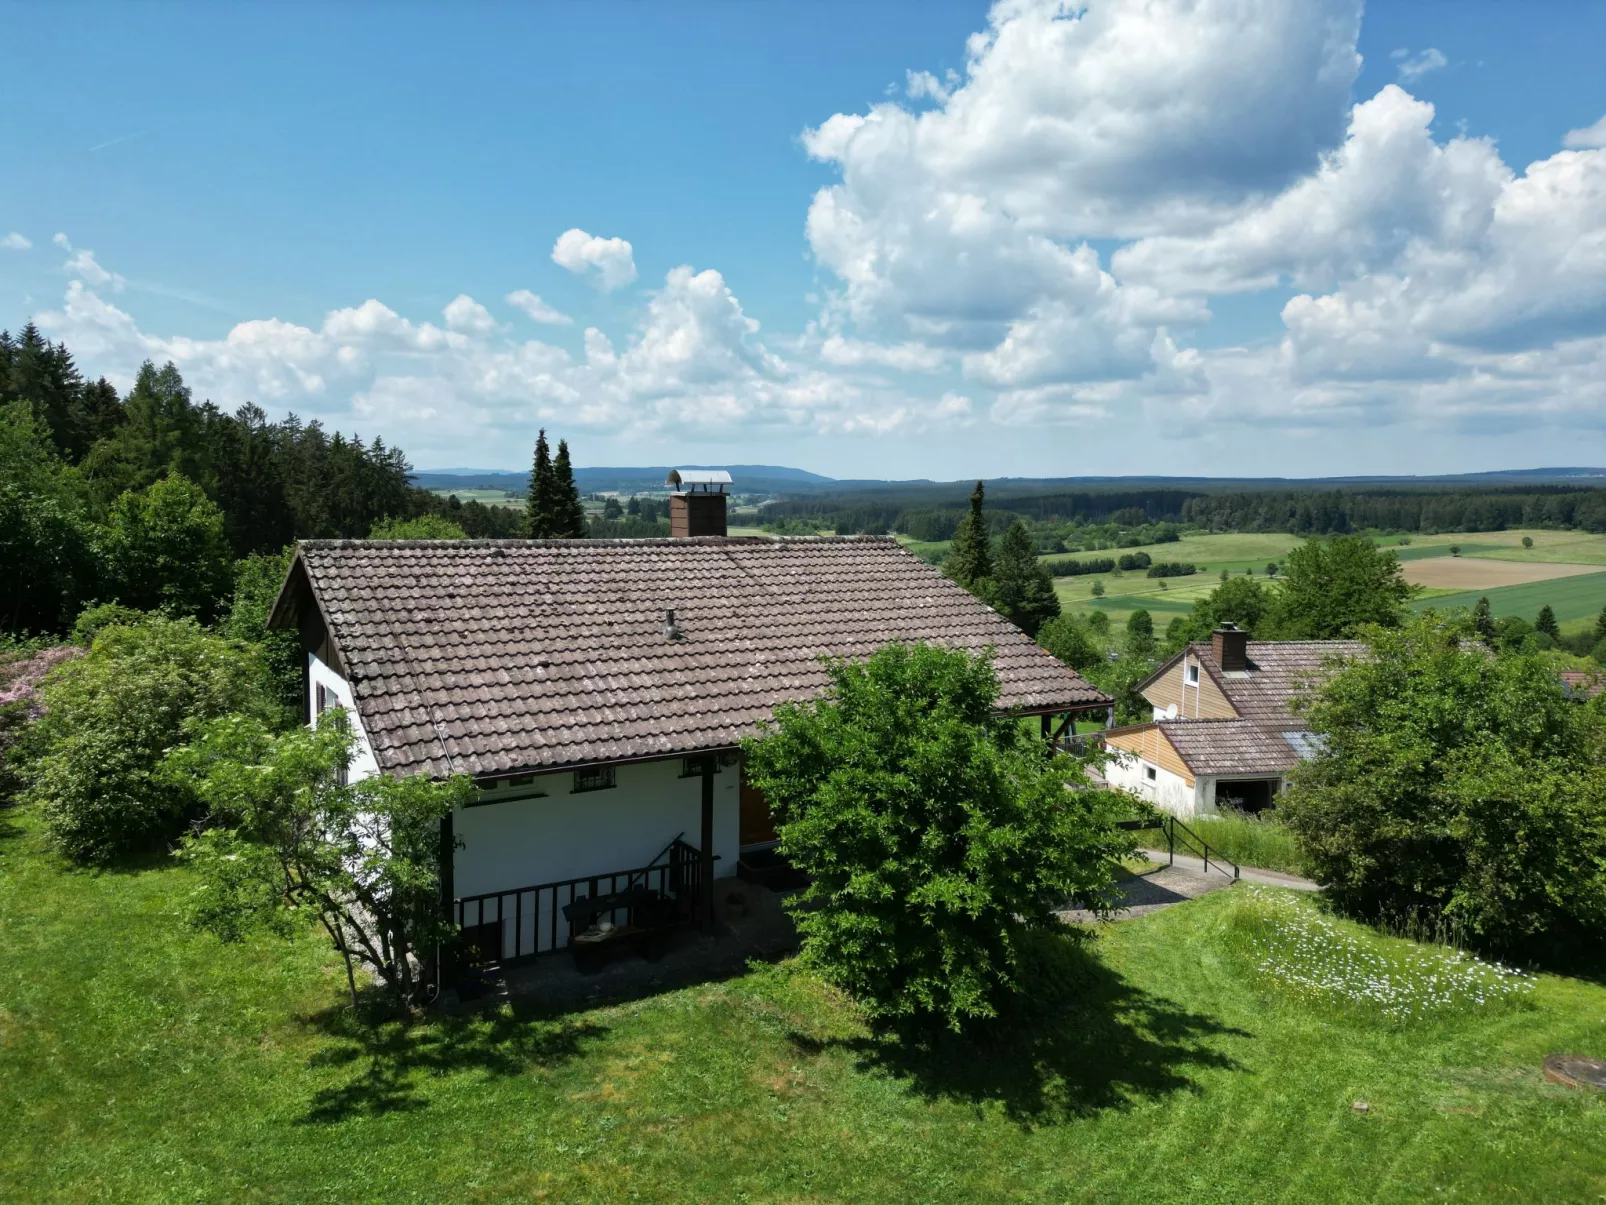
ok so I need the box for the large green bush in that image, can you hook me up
[104,473,235,623]
[1279,615,1606,953]
[22,617,269,863]
[742,642,1134,1032]
[223,549,304,721]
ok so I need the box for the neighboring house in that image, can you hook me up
[267,480,1110,965]
[1560,669,1606,701]
[1102,623,1364,818]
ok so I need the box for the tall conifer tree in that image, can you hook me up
[944,480,992,588]
[525,429,557,537]
[552,439,587,538]
[987,519,1060,636]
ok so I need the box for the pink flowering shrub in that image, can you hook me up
[1,646,82,798]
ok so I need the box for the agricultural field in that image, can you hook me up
[428,487,523,509]
[5,808,1606,1204]
[1051,532,1300,625]
[1400,558,1601,590]
[1413,571,1606,632]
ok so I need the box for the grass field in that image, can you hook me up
[1050,533,1300,625]
[1412,570,1606,631]
[1379,529,1606,566]
[4,807,1605,1203]
[428,487,523,509]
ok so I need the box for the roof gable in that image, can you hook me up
[272,536,1110,779]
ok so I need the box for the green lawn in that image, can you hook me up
[1379,530,1606,566]
[1411,570,1606,630]
[5,806,1606,1203]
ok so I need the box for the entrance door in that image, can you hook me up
[739,768,778,849]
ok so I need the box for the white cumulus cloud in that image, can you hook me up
[1,232,30,250]
[1564,114,1606,151]
[442,293,499,335]
[505,289,572,325]
[551,228,637,292]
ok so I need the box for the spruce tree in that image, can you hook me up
[944,481,992,588]
[1535,605,1560,641]
[1595,603,1606,644]
[552,439,587,538]
[1471,596,1498,645]
[525,429,557,537]
[988,520,1060,636]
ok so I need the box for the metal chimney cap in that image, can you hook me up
[666,469,731,491]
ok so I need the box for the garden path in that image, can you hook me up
[1138,849,1320,891]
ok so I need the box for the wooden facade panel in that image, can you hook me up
[1143,657,1236,720]
[1105,727,1195,786]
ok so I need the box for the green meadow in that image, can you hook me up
[4,807,1606,1204]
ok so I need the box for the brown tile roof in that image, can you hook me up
[1157,719,1301,777]
[270,536,1110,780]
[1176,639,1368,728]
[1560,670,1606,700]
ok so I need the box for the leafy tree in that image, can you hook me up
[943,481,992,588]
[552,439,587,538]
[602,497,623,520]
[1449,544,1462,557]
[742,642,1132,1032]
[524,429,559,538]
[1124,609,1156,661]
[626,495,641,517]
[170,711,474,1011]
[1263,535,1413,638]
[1091,580,1105,598]
[21,617,268,863]
[223,550,304,721]
[368,513,469,540]
[1522,536,1534,549]
[1265,562,1279,576]
[1535,605,1561,641]
[1037,613,1102,673]
[1279,615,1606,953]
[1596,603,1606,644]
[104,474,235,622]
[69,601,149,645]
[1172,575,1270,643]
[1471,596,1498,645]
[985,520,1060,636]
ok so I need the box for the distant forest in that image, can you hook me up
[765,484,1606,541]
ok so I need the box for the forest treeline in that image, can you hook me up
[1,324,524,635]
[765,483,1606,540]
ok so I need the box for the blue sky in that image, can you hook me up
[3,0,1604,479]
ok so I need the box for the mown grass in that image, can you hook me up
[1188,807,1305,875]
[5,804,1606,1203]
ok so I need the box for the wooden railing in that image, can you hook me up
[453,837,704,965]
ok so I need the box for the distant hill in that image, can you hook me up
[413,464,1606,499]
[414,464,837,495]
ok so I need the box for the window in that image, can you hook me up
[680,754,718,778]
[1144,765,1158,783]
[315,682,328,715]
[572,766,616,793]
[1185,664,1200,686]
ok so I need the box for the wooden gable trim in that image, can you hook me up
[1103,723,1197,786]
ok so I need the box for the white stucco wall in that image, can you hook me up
[1105,749,1203,818]
[454,756,739,898]
[453,756,739,958]
[308,650,379,781]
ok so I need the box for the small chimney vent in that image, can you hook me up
[1212,622,1249,672]
[666,469,730,538]
[664,609,682,641]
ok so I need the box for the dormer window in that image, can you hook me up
[1185,664,1200,686]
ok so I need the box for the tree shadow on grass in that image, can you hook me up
[297,994,608,1124]
[792,929,1249,1127]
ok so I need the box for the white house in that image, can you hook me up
[268,479,1111,970]
[1101,624,1364,819]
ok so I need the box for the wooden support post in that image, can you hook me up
[700,763,716,928]
[437,809,456,988]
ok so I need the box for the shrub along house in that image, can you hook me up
[267,475,1110,968]
[1101,623,1364,818]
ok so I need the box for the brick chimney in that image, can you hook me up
[1212,622,1249,672]
[666,469,729,538]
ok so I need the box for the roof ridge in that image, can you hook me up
[296,535,902,550]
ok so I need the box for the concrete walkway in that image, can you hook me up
[1138,848,1320,891]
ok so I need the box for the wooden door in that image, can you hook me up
[739,768,777,848]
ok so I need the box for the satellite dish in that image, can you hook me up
[1165,703,1179,720]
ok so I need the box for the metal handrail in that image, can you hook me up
[1162,815,1240,880]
